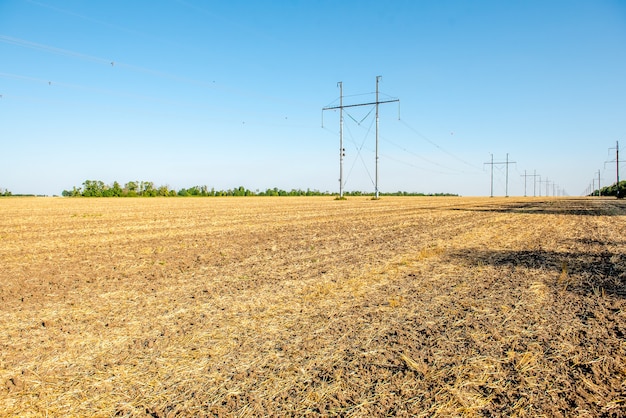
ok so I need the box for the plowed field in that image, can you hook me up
[1,197,625,417]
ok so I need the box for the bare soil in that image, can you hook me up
[0,196,625,417]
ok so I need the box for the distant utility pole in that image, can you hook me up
[592,178,595,196]
[597,170,602,197]
[538,177,549,197]
[484,153,516,197]
[537,175,542,197]
[606,141,625,199]
[520,170,540,197]
[521,170,529,197]
[615,141,619,199]
[338,82,344,198]
[322,77,399,199]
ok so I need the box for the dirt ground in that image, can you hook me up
[0,196,625,417]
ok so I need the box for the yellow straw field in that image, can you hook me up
[1,197,624,417]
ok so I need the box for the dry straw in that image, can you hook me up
[0,196,624,416]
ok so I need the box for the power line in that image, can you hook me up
[538,177,555,197]
[379,136,463,175]
[327,101,465,175]
[1,34,313,110]
[0,35,110,65]
[398,119,482,172]
[484,153,516,197]
[322,77,399,199]
[605,140,625,198]
[342,107,377,189]
[520,169,540,197]
[0,34,216,89]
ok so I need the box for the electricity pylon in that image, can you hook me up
[323,77,399,199]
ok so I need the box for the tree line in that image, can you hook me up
[61,180,458,198]
[592,180,626,198]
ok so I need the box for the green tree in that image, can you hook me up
[111,181,123,197]
[82,180,105,197]
[157,185,170,197]
[62,186,82,197]
[600,180,626,198]
[187,186,201,196]
[101,185,113,197]
[140,181,156,197]
[233,186,247,196]
[125,181,138,197]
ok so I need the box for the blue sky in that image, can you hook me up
[1,0,625,196]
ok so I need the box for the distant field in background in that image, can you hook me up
[1,196,625,417]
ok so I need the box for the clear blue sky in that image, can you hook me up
[1,0,625,196]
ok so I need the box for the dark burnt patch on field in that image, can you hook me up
[447,248,626,298]
[450,199,626,216]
